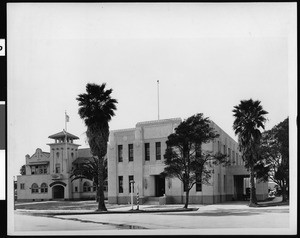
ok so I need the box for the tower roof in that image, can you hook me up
[48,131,79,140]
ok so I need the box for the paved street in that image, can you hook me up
[12,201,292,235]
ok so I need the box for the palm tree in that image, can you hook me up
[233,99,268,207]
[77,83,117,211]
[71,156,108,201]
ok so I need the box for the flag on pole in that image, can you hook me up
[65,113,70,122]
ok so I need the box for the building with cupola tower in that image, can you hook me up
[16,130,106,201]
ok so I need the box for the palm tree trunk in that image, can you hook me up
[97,156,107,211]
[249,166,257,206]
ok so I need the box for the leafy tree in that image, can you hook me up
[76,83,117,211]
[233,99,268,206]
[71,156,108,200]
[255,117,289,202]
[162,113,228,209]
[20,165,26,175]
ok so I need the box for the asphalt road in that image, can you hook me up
[12,203,291,236]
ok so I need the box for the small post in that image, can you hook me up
[130,180,135,210]
[136,184,139,210]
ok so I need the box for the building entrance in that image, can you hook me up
[234,175,250,200]
[155,175,165,197]
[52,185,64,199]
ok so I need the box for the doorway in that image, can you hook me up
[155,175,165,197]
[52,185,64,199]
[234,175,250,200]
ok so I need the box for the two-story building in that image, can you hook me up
[16,131,107,201]
[17,117,268,203]
[107,118,268,205]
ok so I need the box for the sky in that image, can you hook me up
[6,3,297,178]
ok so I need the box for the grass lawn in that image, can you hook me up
[15,200,128,210]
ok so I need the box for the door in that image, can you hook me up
[52,185,64,199]
[155,175,165,197]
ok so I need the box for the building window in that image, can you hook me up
[118,145,123,162]
[75,186,78,192]
[217,141,221,152]
[104,180,108,192]
[31,166,37,175]
[223,145,226,154]
[83,182,90,192]
[37,165,48,174]
[128,144,134,162]
[145,143,150,161]
[118,176,123,193]
[129,175,134,193]
[55,163,61,173]
[20,183,25,190]
[31,183,39,193]
[41,183,48,193]
[236,152,238,165]
[196,173,202,192]
[56,152,60,158]
[155,142,161,160]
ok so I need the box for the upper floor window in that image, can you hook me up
[55,163,61,173]
[128,144,134,162]
[145,143,150,161]
[155,142,161,160]
[31,183,38,193]
[41,183,48,193]
[217,141,221,152]
[20,183,25,190]
[31,166,37,175]
[39,165,47,174]
[118,145,123,162]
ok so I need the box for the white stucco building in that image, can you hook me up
[16,131,107,201]
[107,118,268,205]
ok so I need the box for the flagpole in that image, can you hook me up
[157,80,160,120]
[65,111,67,132]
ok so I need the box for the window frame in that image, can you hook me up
[118,145,123,162]
[145,143,150,161]
[118,176,123,193]
[40,183,48,193]
[31,183,39,193]
[155,142,161,160]
[128,144,134,162]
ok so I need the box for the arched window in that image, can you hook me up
[31,183,39,193]
[83,182,90,192]
[41,183,48,193]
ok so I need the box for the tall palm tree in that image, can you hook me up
[233,99,268,207]
[77,83,117,211]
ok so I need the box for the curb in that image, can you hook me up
[20,207,199,216]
